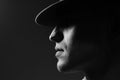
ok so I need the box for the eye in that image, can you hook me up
[57,24,75,30]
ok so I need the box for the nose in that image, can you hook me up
[49,27,64,43]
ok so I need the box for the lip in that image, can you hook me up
[55,51,64,58]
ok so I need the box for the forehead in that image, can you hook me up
[56,22,98,31]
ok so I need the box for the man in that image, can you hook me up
[35,0,120,80]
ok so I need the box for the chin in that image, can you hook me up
[56,56,94,76]
[56,58,83,74]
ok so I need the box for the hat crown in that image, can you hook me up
[35,0,118,26]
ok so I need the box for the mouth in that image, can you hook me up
[55,48,64,58]
[55,51,64,58]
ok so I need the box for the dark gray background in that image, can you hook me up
[1,0,82,80]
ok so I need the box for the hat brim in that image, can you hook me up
[35,1,65,27]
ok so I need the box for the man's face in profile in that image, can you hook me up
[35,0,109,76]
[49,24,107,74]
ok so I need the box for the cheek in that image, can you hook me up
[68,43,99,65]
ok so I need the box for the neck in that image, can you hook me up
[104,36,120,80]
[85,53,120,80]
[104,55,120,80]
